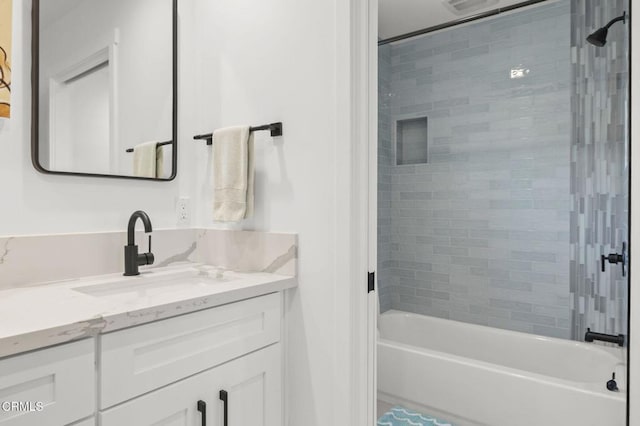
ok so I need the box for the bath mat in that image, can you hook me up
[377,406,453,426]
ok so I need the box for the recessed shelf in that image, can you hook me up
[396,116,428,165]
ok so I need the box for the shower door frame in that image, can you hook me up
[365,2,636,425]
[628,2,639,424]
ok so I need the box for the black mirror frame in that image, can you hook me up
[30,0,178,181]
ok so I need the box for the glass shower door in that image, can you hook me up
[376,0,630,424]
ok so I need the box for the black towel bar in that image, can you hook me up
[125,140,173,153]
[193,122,283,146]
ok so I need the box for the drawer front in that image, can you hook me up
[100,344,281,426]
[100,293,281,408]
[0,339,95,426]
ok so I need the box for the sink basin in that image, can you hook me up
[72,267,237,298]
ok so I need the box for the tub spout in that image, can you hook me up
[584,328,625,347]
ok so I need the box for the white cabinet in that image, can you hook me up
[100,343,282,426]
[0,293,284,426]
[0,339,95,426]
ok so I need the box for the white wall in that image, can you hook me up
[0,0,194,236]
[188,0,358,424]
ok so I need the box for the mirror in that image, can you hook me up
[31,0,177,180]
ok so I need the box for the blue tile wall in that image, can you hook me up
[378,43,393,312]
[378,1,573,338]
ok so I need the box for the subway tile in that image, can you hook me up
[489,298,533,313]
[434,97,469,109]
[509,231,561,242]
[399,294,435,307]
[396,260,433,271]
[488,259,532,271]
[394,285,417,296]
[416,289,451,300]
[400,192,432,200]
[470,267,510,280]
[470,304,511,319]
[469,229,510,239]
[389,268,416,278]
[490,200,534,209]
[415,271,450,284]
[433,40,470,55]
[511,311,556,327]
[510,270,557,284]
[451,256,489,268]
[416,236,451,246]
[451,122,491,134]
[489,279,533,292]
[398,277,431,289]
[434,246,469,256]
[532,304,571,320]
[451,238,489,248]
[450,45,490,60]
[467,247,510,260]
[490,179,533,190]
[450,219,490,229]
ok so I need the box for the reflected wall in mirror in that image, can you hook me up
[32,0,177,180]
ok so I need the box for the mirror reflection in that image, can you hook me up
[34,0,176,179]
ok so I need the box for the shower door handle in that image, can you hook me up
[601,243,626,276]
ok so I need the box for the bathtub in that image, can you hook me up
[378,310,626,426]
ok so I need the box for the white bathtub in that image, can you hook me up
[378,310,626,426]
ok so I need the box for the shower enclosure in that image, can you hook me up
[376,0,630,424]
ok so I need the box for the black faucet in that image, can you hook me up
[124,211,155,276]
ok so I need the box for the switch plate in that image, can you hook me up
[176,197,190,226]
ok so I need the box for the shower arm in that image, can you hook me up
[604,12,626,30]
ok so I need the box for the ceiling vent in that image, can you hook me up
[443,0,499,16]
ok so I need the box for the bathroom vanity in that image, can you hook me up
[0,230,297,426]
[0,268,292,426]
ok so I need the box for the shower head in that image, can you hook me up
[586,27,609,47]
[586,11,627,47]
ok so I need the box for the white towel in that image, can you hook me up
[133,141,164,178]
[213,126,254,222]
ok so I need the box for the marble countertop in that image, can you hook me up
[0,263,296,358]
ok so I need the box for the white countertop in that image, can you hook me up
[0,263,296,358]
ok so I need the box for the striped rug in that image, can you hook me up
[377,406,453,426]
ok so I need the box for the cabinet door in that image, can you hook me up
[100,344,281,426]
[99,378,208,426]
[210,344,282,426]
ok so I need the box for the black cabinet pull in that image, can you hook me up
[219,390,228,426]
[197,400,206,426]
